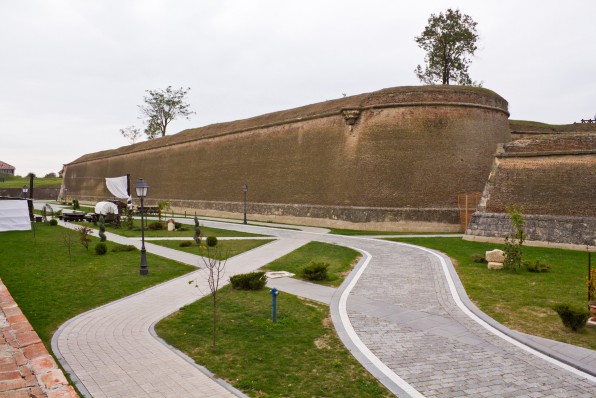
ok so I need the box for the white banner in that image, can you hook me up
[105,176,129,199]
[0,200,31,232]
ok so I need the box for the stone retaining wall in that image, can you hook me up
[0,280,77,397]
[63,85,510,231]
[465,212,596,247]
[0,188,60,201]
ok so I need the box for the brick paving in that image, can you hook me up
[0,279,77,398]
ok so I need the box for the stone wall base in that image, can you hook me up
[79,195,461,232]
[465,212,596,248]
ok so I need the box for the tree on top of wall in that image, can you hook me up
[414,9,480,86]
[138,86,195,139]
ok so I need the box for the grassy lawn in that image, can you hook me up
[328,228,458,236]
[150,239,275,260]
[0,176,62,188]
[388,237,596,350]
[74,219,267,238]
[261,242,360,287]
[0,224,195,345]
[155,287,392,398]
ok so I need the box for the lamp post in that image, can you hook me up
[136,178,149,276]
[241,183,248,224]
[22,185,28,198]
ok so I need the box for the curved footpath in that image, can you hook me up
[52,218,596,397]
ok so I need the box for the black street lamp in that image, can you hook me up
[21,185,28,198]
[242,183,248,224]
[136,178,149,276]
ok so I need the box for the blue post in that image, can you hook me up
[270,288,279,323]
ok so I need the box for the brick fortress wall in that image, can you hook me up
[465,133,596,247]
[63,86,510,231]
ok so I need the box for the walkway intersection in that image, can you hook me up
[50,217,596,397]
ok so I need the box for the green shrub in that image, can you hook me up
[95,242,108,255]
[230,272,267,290]
[72,199,80,210]
[524,259,550,273]
[148,221,164,230]
[193,216,201,245]
[174,222,182,229]
[503,206,525,271]
[553,304,590,331]
[111,244,136,252]
[206,236,218,247]
[302,262,329,281]
[49,219,58,226]
[98,215,106,242]
[179,241,193,247]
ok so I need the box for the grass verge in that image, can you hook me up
[74,219,267,238]
[0,224,195,344]
[150,239,274,260]
[388,237,596,350]
[261,241,360,287]
[0,176,62,188]
[155,287,392,398]
[328,228,458,236]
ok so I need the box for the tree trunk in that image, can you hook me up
[212,296,217,350]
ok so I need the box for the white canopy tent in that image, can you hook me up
[94,201,119,215]
[0,200,31,232]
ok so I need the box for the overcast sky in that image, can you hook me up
[2,0,595,176]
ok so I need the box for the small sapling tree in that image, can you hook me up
[503,206,525,271]
[157,200,171,223]
[120,125,143,144]
[189,246,228,351]
[62,228,74,264]
[76,226,93,250]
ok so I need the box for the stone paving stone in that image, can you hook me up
[54,228,309,398]
[51,221,596,397]
[343,239,596,397]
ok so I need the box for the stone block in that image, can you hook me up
[30,356,56,374]
[38,369,67,389]
[485,249,505,262]
[488,262,504,270]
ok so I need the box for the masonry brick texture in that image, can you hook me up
[467,133,596,245]
[63,86,510,230]
[0,280,78,398]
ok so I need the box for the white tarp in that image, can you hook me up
[0,200,31,232]
[105,176,129,199]
[94,201,119,215]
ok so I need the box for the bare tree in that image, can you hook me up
[62,228,74,264]
[189,246,228,350]
[120,125,143,144]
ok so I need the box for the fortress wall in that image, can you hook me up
[64,86,510,231]
[465,133,596,245]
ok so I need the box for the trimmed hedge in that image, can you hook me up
[553,304,590,331]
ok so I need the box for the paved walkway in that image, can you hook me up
[51,218,596,397]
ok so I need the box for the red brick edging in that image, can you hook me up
[0,279,78,398]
